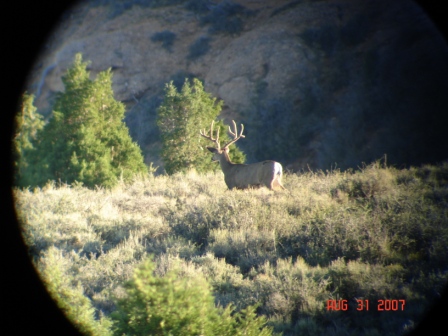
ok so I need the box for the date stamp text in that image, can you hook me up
[327,299,406,311]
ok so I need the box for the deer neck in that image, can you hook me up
[219,151,234,172]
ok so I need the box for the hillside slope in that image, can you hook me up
[27,0,448,171]
[15,163,448,335]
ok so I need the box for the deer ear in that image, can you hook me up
[206,147,217,153]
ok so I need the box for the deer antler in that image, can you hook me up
[200,120,220,150]
[222,120,245,149]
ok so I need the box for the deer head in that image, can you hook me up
[200,120,245,162]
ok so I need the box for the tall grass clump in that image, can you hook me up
[14,161,448,335]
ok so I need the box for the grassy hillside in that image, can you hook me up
[14,161,448,335]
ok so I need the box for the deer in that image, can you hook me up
[200,120,285,190]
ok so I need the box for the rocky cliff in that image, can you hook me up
[27,0,448,171]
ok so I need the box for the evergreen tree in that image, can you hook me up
[111,258,273,336]
[157,78,245,175]
[30,53,147,188]
[13,92,44,187]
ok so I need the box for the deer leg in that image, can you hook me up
[272,176,285,190]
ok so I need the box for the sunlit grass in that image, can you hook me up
[14,161,448,335]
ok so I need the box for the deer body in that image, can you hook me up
[201,120,285,190]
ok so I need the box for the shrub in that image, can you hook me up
[151,30,176,52]
[187,36,211,61]
[111,257,273,335]
[184,0,209,14]
[38,246,113,336]
[15,161,448,335]
[331,160,396,201]
[199,1,253,35]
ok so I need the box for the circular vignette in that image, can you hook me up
[5,1,448,336]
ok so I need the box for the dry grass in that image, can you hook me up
[14,162,448,335]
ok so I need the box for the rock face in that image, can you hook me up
[28,0,448,171]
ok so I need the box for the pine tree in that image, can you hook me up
[157,78,245,175]
[13,92,44,187]
[30,54,147,188]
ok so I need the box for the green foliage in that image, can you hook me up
[28,53,147,188]
[38,246,113,336]
[15,161,448,335]
[157,78,245,174]
[111,257,273,335]
[13,92,44,186]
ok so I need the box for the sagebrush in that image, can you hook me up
[15,161,448,335]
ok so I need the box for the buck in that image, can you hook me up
[200,120,285,190]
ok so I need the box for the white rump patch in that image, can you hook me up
[273,162,283,176]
